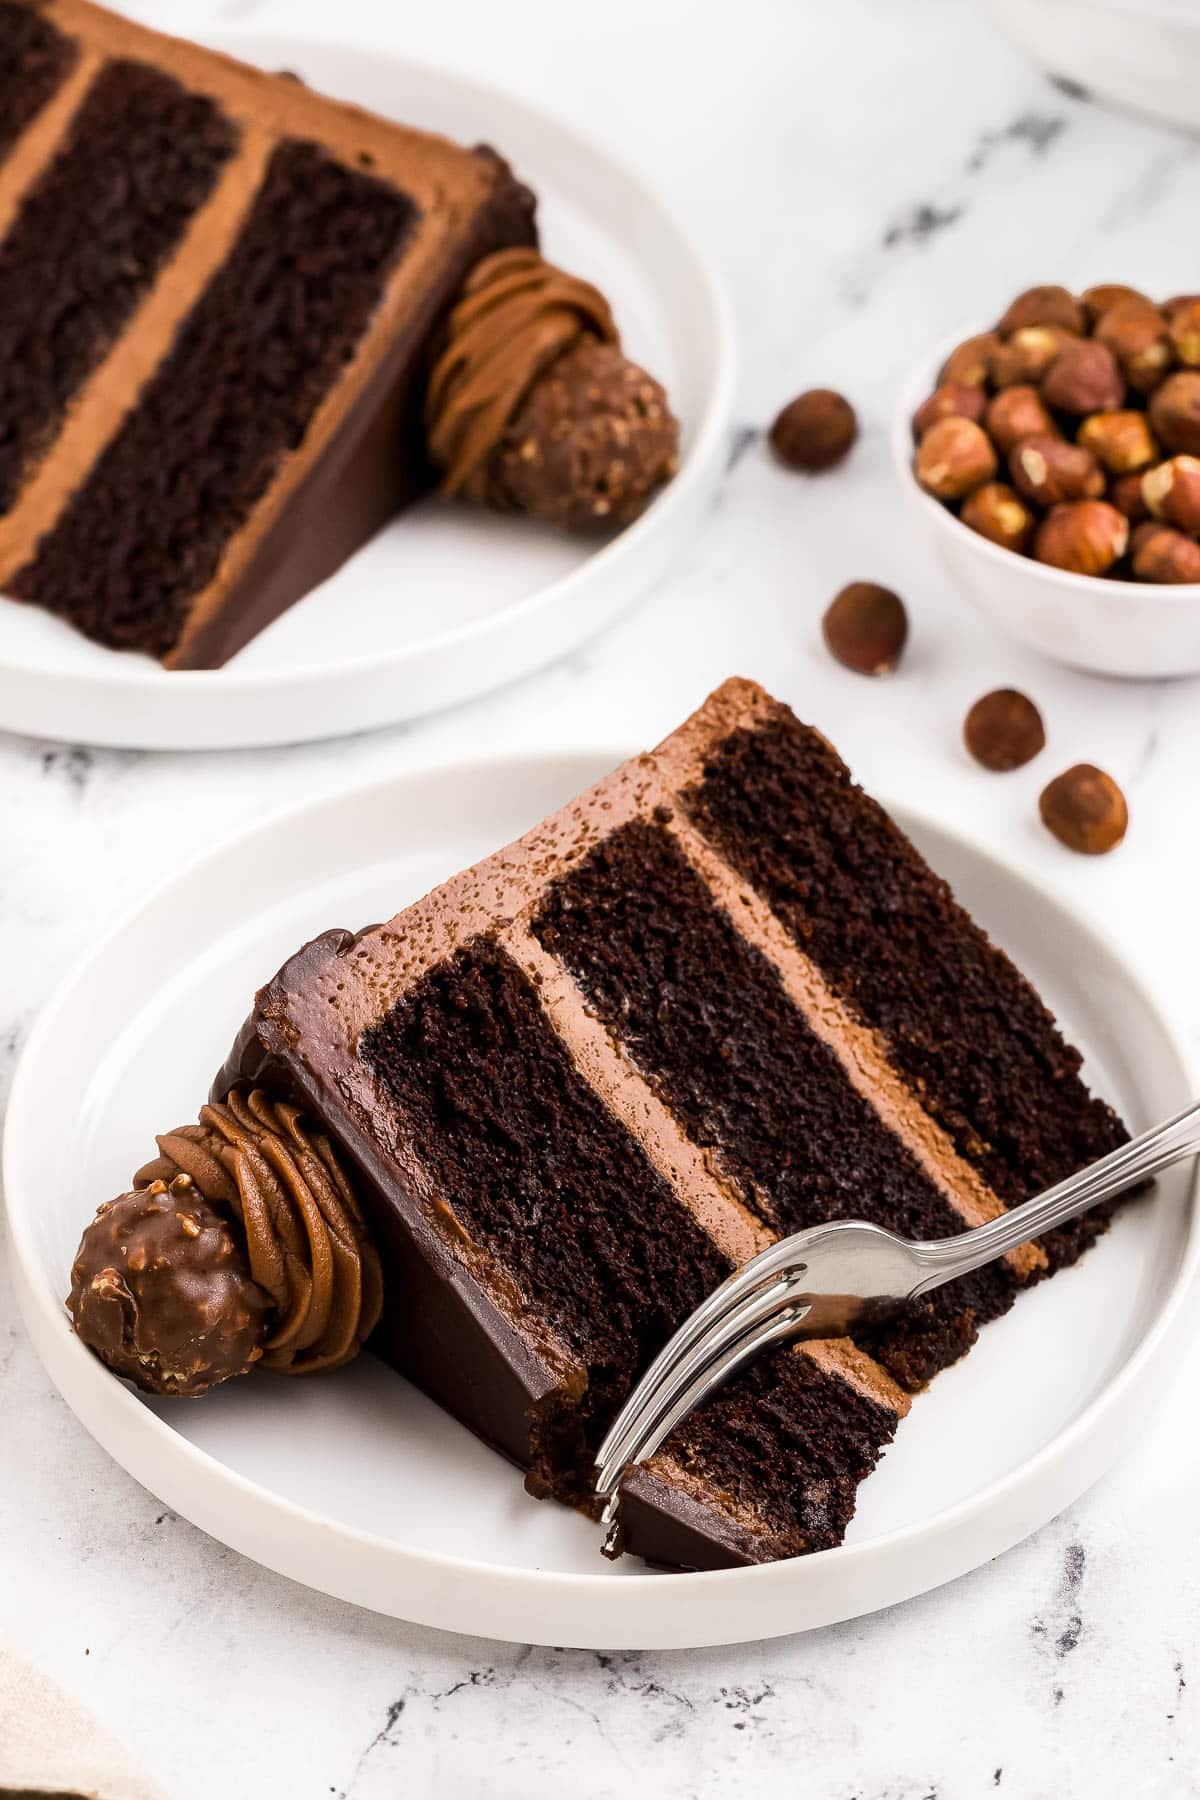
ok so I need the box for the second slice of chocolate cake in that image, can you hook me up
[215,678,1132,1569]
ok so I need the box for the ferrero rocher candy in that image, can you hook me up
[68,1176,270,1397]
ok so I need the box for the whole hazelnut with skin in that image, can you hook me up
[821,582,908,676]
[1142,455,1200,533]
[1041,338,1125,415]
[1076,410,1158,474]
[997,284,1085,337]
[915,416,997,500]
[963,688,1046,771]
[985,385,1056,455]
[770,388,858,472]
[1108,471,1150,524]
[1167,298,1200,367]
[1082,283,1155,324]
[1039,765,1128,855]
[1033,500,1128,575]
[989,326,1075,389]
[939,332,1001,390]
[1094,301,1172,396]
[1010,435,1104,507]
[960,482,1035,553]
[1149,372,1200,455]
[912,383,987,441]
[1131,522,1200,583]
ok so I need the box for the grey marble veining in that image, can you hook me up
[3,3,1200,1796]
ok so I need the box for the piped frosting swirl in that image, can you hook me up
[134,1086,383,1376]
[425,246,618,498]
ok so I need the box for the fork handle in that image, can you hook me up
[911,1096,1200,1293]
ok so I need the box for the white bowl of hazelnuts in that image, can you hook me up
[894,283,1200,678]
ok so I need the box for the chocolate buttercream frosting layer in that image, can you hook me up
[211,678,1135,1570]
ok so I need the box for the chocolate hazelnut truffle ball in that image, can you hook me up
[67,1175,270,1397]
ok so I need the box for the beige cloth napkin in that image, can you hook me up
[0,1646,167,1800]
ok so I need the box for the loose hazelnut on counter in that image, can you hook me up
[939,331,1002,390]
[963,688,1046,771]
[821,581,908,676]
[1082,283,1155,324]
[997,284,1085,337]
[770,388,858,472]
[1039,764,1128,855]
[1033,500,1129,575]
[1076,409,1158,474]
[1094,300,1172,396]
[1108,471,1150,524]
[1166,294,1200,316]
[960,481,1035,553]
[915,416,997,500]
[1130,522,1200,584]
[1142,455,1200,533]
[989,326,1075,389]
[1148,371,1200,455]
[911,383,987,441]
[1167,298,1200,367]
[985,385,1056,455]
[1010,434,1104,507]
[1041,338,1125,415]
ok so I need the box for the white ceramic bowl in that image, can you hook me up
[988,0,1200,140]
[894,331,1200,679]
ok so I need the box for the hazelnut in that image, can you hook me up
[1081,283,1155,324]
[1033,500,1128,575]
[1107,471,1150,524]
[1094,300,1172,395]
[912,383,987,441]
[1039,765,1128,855]
[997,284,1085,337]
[939,332,1001,390]
[770,389,858,472]
[1149,371,1200,455]
[1010,435,1105,506]
[1041,338,1125,414]
[1141,455,1200,533]
[989,326,1075,389]
[960,481,1035,554]
[1168,298,1200,367]
[821,582,907,675]
[963,688,1046,771]
[985,385,1056,455]
[914,416,997,500]
[1130,522,1200,584]
[1076,410,1158,474]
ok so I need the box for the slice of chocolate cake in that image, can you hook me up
[214,678,1132,1569]
[0,0,534,666]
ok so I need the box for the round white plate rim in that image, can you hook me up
[0,34,735,748]
[5,752,1197,1650]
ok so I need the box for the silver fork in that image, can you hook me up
[593,1096,1200,1523]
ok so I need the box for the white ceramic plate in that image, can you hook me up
[0,35,733,751]
[6,753,1198,1650]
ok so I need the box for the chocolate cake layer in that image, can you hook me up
[617,1344,905,1568]
[215,679,1135,1571]
[532,816,1017,1387]
[0,59,236,514]
[0,1,77,155]
[683,712,1130,1265]
[359,938,730,1501]
[13,137,414,656]
[0,0,536,666]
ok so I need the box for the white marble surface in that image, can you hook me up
[3,1,1200,1794]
